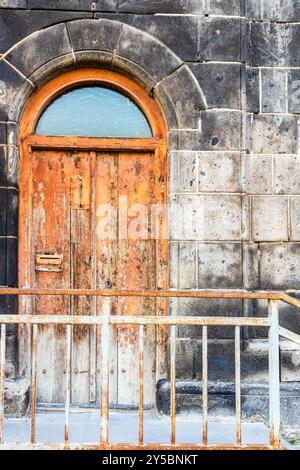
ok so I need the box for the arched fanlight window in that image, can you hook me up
[35,86,153,138]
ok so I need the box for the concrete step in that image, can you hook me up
[176,339,300,382]
[156,379,300,435]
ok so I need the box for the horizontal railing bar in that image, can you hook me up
[279,326,300,346]
[1,288,299,310]
[0,443,277,451]
[281,294,300,310]
[0,288,289,301]
[0,315,271,327]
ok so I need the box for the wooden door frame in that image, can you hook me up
[18,68,169,386]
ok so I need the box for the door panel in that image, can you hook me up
[96,153,161,406]
[32,150,72,403]
[26,148,166,406]
[32,150,94,404]
[70,154,93,405]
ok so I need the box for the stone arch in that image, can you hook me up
[2,18,207,133]
[0,19,208,309]
[0,20,209,364]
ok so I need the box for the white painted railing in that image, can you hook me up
[0,289,299,450]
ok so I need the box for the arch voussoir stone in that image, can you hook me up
[0,59,31,121]
[154,65,207,130]
[66,18,122,54]
[7,77,34,123]
[28,53,75,87]
[5,23,72,79]
[111,54,157,93]
[115,22,183,83]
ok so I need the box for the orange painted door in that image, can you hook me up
[31,149,94,404]
[95,152,166,406]
[28,149,166,406]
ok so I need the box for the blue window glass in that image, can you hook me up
[35,86,152,138]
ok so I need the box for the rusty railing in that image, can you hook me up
[0,289,300,450]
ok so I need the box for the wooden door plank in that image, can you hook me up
[90,152,97,404]
[70,152,93,405]
[116,153,158,406]
[95,153,119,406]
[32,150,71,403]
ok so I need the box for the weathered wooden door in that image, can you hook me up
[28,148,166,406]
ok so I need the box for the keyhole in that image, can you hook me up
[105,279,112,289]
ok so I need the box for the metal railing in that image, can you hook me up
[0,288,300,450]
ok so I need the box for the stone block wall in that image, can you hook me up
[0,1,299,383]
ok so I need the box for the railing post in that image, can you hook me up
[0,324,6,444]
[138,324,145,446]
[235,326,242,446]
[64,324,72,448]
[202,326,208,446]
[268,300,281,449]
[30,323,38,445]
[100,297,110,449]
[170,324,176,445]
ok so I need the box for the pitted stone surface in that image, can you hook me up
[290,197,300,241]
[251,115,298,155]
[247,0,300,21]
[199,17,243,63]
[252,196,289,242]
[0,0,26,8]
[28,0,116,11]
[208,0,243,16]
[246,67,260,113]
[251,22,300,67]
[117,0,205,14]
[261,69,287,113]
[0,61,26,121]
[198,243,243,289]
[259,243,300,290]
[4,378,30,417]
[198,153,241,193]
[274,155,300,195]
[191,63,241,110]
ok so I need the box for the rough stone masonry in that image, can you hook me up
[0,0,300,433]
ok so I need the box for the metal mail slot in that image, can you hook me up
[35,254,64,272]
